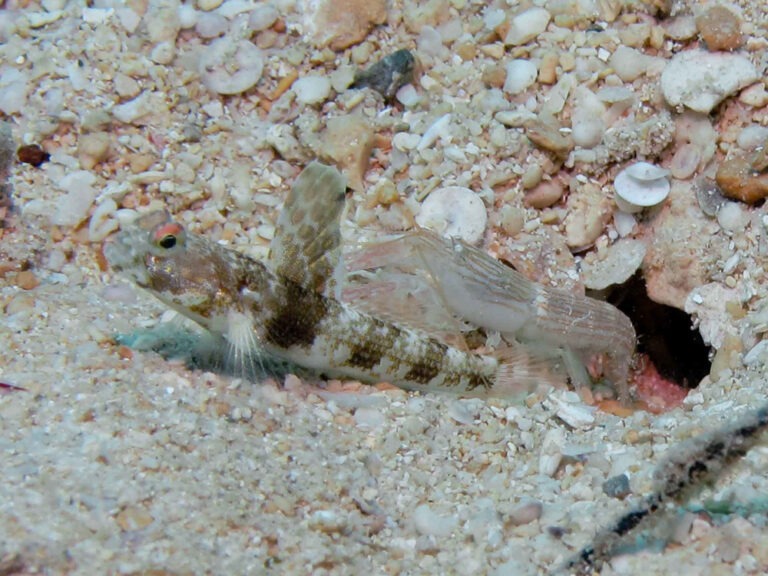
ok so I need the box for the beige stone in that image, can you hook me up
[316,114,374,191]
[302,0,387,51]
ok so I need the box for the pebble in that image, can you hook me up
[199,37,264,95]
[415,186,488,244]
[196,13,229,38]
[739,82,768,108]
[564,182,612,250]
[695,5,742,51]
[507,500,543,526]
[417,113,451,151]
[0,68,29,115]
[412,504,457,537]
[504,7,551,46]
[352,49,415,101]
[581,238,646,290]
[52,170,97,227]
[695,178,727,217]
[319,114,374,191]
[609,46,657,82]
[77,132,110,170]
[303,0,387,51]
[112,92,154,124]
[197,0,222,11]
[14,270,39,290]
[525,118,573,156]
[88,199,119,242]
[524,179,564,209]
[17,144,50,167]
[145,0,181,43]
[247,3,279,32]
[716,201,747,233]
[661,50,757,114]
[293,75,332,105]
[113,73,140,99]
[716,151,768,204]
[602,473,631,498]
[503,59,537,95]
[737,125,768,151]
[570,85,605,148]
[353,406,385,429]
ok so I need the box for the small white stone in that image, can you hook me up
[112,92,153,124]
[613,210,637,237]
[115,7,141,33]
[392,132,420,151]
[293,75,332,105]
[582,238,646,290]
[737,125,768,150]
[113,73,140,99]
[413,504,457,537]
[150,41,176,64]
[739,83,768,108]
[200,37,264,95]
[196,12,229,38]
[0,68,29,115]
[417,25,444,57]
[82,7,113,24]
[571,85,605,148]
[88,199,119,242]
[504,7,551,46]
[178,4,198,28]
[544,394,596,429]
[395,83,420,107]
[661,50,758,114]
[26,10,64,28]
[744,340,768,367]
[197,0,222,11]
[53,170,98,227]
[503,59,537,95]
[609,46,655,82]
[717,202,746,233]
[417,113,451,150]
[416,186,488,245]
[248,3,278,32]
[354,407,385,429]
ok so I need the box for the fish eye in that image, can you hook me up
[151,222,186,251]
[158,234,177,249]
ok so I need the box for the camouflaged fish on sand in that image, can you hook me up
[105,162,636,399]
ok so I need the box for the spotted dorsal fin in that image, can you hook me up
[268,162,347,296]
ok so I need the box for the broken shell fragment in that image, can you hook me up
[614,162,671,213]
[415,186,488,245]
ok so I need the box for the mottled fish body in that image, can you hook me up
[105,163,556,397]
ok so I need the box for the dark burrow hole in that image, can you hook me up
[593,273,711,388]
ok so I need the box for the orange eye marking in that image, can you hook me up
[152,223,183,241]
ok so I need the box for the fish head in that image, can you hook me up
[104,211,238,324]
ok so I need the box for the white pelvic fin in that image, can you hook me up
[224,309,267,378]
[269,162,347,297]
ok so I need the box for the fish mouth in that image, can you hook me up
[103,233,151,287]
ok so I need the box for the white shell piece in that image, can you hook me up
[416,186,488,244]
[614,163,671,211]
[623,161,670,181]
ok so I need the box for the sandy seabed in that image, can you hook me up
[2,0,768,574]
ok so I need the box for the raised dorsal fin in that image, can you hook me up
[268,162,347,296]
